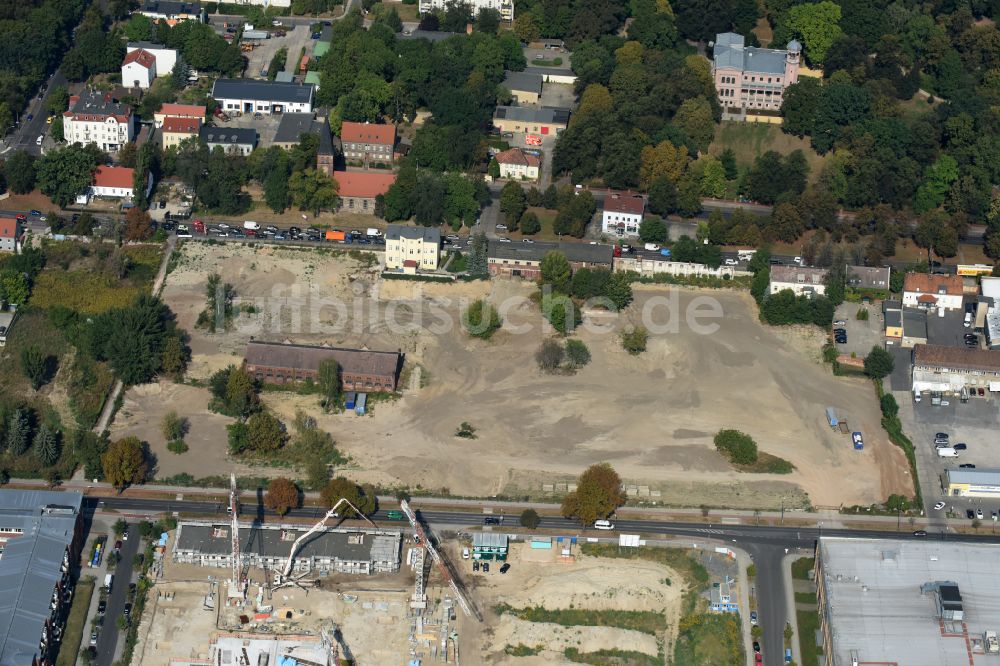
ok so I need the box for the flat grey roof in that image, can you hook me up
[503,71,543,95]
[385,224,440,244]
[0,490,82,666]
[494,105,570,125]
[524,66,576,79]
[212,79,314,104]
[174,522,400,564]
[819,537,1000,666]
[946,468,1000,486]
[488,240,613,265]
[273,112,318,144]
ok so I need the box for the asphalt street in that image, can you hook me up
[93,527,140,666]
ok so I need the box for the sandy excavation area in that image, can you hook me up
[460,543,683,664]
[148,241,911,508]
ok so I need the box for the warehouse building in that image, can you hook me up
[816,536,1000,666]
[244,341,402,392]
[173,522,401,575]
[0,490,84,666]
[911,343,1000,393]
[487,240,613,279]
[944,468,1000,498]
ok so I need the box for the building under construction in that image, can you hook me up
[172,522,401,576]
[167,633,331,666]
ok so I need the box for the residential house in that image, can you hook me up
[0,217,23,253]
[125,42,177,78]
[911,344,1000,393]
[199,126,257,156]
[768,265,828,297]
[334,171,396,214]
[340,121,395,166]
[212,79,314,115]
[161,116,200,149]
[495,148,540,181]
[272,112,320,149]
[385,224,441,272]
[243,341,402,392]
[136,0,202,24]
[523,66,576,85]
[712,32,801,120]
[487,240,613,279]
[493,106,570,136]
[121,48,156,89]
[91,166,138,199]
[902,273,964,310]
[502,71,542,105]
[601,191,645,237]
[418,0,512,21]
[846,265,891,292]
[63,89,134,152]
[154,103,205,128]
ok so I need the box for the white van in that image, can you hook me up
[937,447,959,458]
[644,243,660,251]
[36,135,43,146]
[243,221,261,230]
[593,519,615,530]
[965,312,973,328]
[366,227,382,237]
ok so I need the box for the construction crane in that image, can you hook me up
[399,500,481,621]
[272,498,376,588]
[228,473,244,598]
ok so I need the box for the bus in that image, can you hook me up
[385,510,405,521]
[957,264,994,277]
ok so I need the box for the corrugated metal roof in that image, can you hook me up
[947,468,1000,486]
[472,533,509,548]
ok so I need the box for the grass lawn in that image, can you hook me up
[672,612,743,666]
[532,57,565,67]
[371,1,419,21]
[791,557,815,580]
[494,603,667,636]
[796,607,823,666]
[56,576,95,666]
[795,592,818,605]
[709,122,829,183]
[508,206,559,241]
[565,647,664,665]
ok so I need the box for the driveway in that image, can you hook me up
[93,526,141,666]
[832,301,883,357]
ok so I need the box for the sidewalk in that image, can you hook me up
[782,553,807,666]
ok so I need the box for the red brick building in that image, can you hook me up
[487,240,613,279]
[244,341,402,392]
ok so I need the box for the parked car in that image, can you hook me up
[522,238,534,243]
[498,237,511,243]
[90,630,98,646]
[114,540,122,552]
[500,563,511,574]
[266,225,279,233]
[473,561,479,571]
[934,501,946,510]
[967,509,976,519]
[833,320,846,326]
[977,509,984,519]
[979,387,985,396]
[753,641,761,654]
[97,599,106,615]
[961,464,977,469]
[953,443,967,450]
[496,224,507,231]
[483,562,490,572]
[462,548,470,559]
[750,611,758,625]
[29,210,41,216]
[935,432,949,439]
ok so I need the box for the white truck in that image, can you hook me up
[104,573,114,591]
[937,447,959,458]
[243,220,261,231]
[985,630,998,654]
[366,228,382,237]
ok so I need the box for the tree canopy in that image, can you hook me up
[560,463,627,525]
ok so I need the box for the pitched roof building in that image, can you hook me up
[244,341,402,392]
[334,171,396,214]
[487,240,613,279]
[494,147,540,180]
[502,71,543,104]
[712,32,801,119]
[601,190,645,237]
[340,121,395,164]
[0,217,23,253]
[199,126,257,156]
[847,265,891,291]
[493,106,570,134]
[903,273,965,310]
[272,112,319,148]
[769,265,828,297]
[912,343,1000,393]
[91,166,136,198]
[121,48,157,89]
[63,90,134,152]
[212,79,314,115]
[161,115,201,149]
[154,103,205,127]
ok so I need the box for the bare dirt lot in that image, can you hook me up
[460,543,684,664]
[146,241,911,508]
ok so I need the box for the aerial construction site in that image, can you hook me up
[133,477,478,666]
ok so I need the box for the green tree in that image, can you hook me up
[321,477,376,516]
[648,176,678,216]
[520,211,541,235]
[304,458,330,491]
[719,148,738,180]
[519,508,540,529]
[621,325,649,354]
[672,97,715,152]
[639,216,667,243]
[540,251,572,292]
[603,272,634,309]
[564,339,591,368]
[463,298,502,339]
[500,180,528,226]
[3,150,37,194]
[880,393,899,418]
[781,1,843,64]
[264,477,300,515]
[101,436,148,491]
[317,358,341,411]
[245,411,285,453]
[34,425,60,467]
[88,296,176,385]
[542,293,579,334]
[714,429,758,464]
[161,411,187,441]
[781,77,822,137]
[468,232,489,276]
[20,346,53,390]
[36,145,101,207]
[6,409,31,456]
[292,168,340,214]
[560,463,627,525]
[488,157,501,178]
[864,345,894,379]
[224,365,259,418]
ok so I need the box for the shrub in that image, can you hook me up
[714,429,759,465]
[463,298,502,339]
[166,440,188,454]
[621,325,648,355]
[455,422,477,439]
[161,411,188,441]
[536,339,565,372]
[564,339,591,369]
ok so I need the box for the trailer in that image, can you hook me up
[355,392,367,415]
[243,30,270,40]
[838,421,849,434]
[326,230,346,242]
[825,407,838,429]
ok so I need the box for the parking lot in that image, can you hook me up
[896,390,1000,521]
[833,301,884,357]
[233,25,312,80]
[213,111,283,145]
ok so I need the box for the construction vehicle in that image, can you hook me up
[986,631,999,654]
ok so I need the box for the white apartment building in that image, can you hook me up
[62,90,134,152]
[769,265,828,297]
[212,79,314,115]
[495,147,540,181]
[601,191,644,237]
[126,42,178,78]
[385,224,441,272]
[418,0,512,21]
[902,273,965,311]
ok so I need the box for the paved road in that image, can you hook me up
[94,530,140,666]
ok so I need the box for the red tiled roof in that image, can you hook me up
[917,294,937,303]
[162,116,201,133]
[495,147,540,168]
[603,191,645,216]
[904,272,963,296]
[913,343,1000,372]
[0,218,19,240]
[333,171,396,198]
[340,121,395,146]
[157,103,206,118]
[93,166,135,190]
[403,259,418,268]
[123,48,156,69]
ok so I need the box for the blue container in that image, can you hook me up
[660,248,672,257]
[345,392,357,410]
